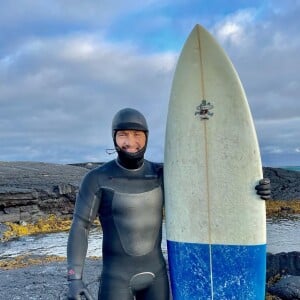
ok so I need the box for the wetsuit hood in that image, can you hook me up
[112,108,148,169]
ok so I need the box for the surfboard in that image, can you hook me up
[164,24,266,299]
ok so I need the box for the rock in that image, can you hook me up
[0,259,101,300]
[267,252,300,281]
[267,252,300,299]
[0,223,9,240]
[263,167,300,200]
[0,162,299,225]
[69,162,102,170]
[0,255,299,300]
[268,275,300,299]
[1,162,299,298]
[0,162,90,224]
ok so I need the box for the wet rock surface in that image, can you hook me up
[268,275,300,299]
[0,259,101,300]
[267,252,300,280]
[267,252,300,299]
[1,255,300,300]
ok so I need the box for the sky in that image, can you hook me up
[1,0,300,167]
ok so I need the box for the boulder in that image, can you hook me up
[267,252,300,280]
[268,275,300,299]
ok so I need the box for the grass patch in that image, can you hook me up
[266,200,300,217]
[1,215,101,242]
[0,254,66,270]
[1,201,299,241]
[1,215,72,241]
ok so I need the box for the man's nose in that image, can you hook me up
[126,134,135,145]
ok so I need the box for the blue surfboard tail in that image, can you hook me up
[167,240,266,300]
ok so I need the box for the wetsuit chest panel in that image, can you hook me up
[112,187,163,256]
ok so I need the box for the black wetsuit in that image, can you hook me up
[67,159,169,300]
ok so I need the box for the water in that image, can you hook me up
[0,226,166,259]
[266,215,300,253]
[281,166,300,172]
[1,217,299,259]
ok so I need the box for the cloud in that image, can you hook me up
[1,0,300,166]
[256,117,300,165]
[207,2,300,165]
[211,3,300,112]
[0,30,176,163]
[213,10,255,46]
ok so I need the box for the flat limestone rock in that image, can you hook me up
[0,162,91,223]
[0,259,101,300]
[0,161,88,191]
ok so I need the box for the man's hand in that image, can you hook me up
[255,178,271,200]
[67,279,94,300]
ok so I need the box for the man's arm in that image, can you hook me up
[66,171,100,299]
[67,215,92,280]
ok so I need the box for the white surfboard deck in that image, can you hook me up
[164,24,266,299]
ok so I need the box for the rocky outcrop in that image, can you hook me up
[0,254,299,300]
[0,162,89,223]
[1,162,299,299]
[268,275,300,299]
[267,252,300,280]
[263,167,300,200]
[1,162,299,225]
[267,252,300,299]
[0,258,101,300]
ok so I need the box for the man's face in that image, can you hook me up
[115,130,146,153]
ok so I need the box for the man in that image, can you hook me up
[67,108,271,300]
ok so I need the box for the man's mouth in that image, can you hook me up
[122,146,140,153]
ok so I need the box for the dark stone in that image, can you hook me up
[3,206,20,214]
[263,167,300,200]
[20,204,39,213]
[267,252,300,280]
[268,275,300,299]
[0,211,20,222]
[0,223,9,239]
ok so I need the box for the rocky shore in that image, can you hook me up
[1,161,300,299]
[0,253,299,299]
[0,258,101,300]
[0,162,88,225]
[263,167,300,201]
[1,162,300,227]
